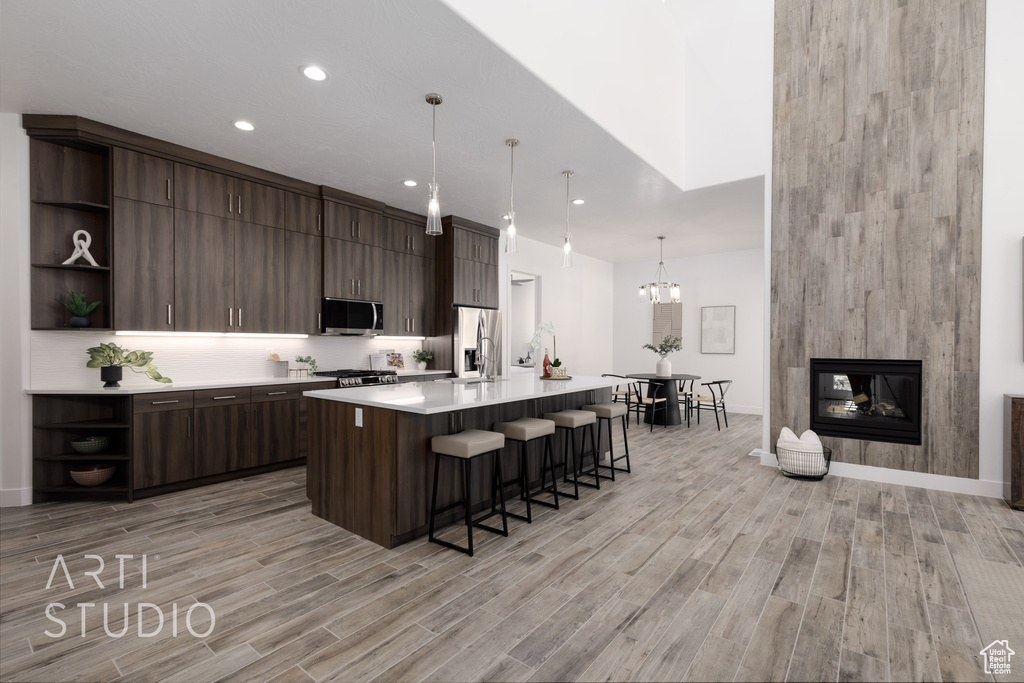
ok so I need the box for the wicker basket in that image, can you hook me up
[70,465,116,487]
[776,445,832,480]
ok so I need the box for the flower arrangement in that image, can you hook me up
[529,321,555,353]
[642,335,682,358]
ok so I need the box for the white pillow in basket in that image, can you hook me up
[776,428,827,476]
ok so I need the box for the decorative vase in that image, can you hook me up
[656,356,672,377]
[100,366,122,388]
[70,316,91,328]
[417,361,427,371]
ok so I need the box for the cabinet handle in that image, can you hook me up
[245,407,249,429]
[228,193,233,213]
[151,399,179,405]
[213,395,237,400]
[238,308,242,328]
[237,195,242,215]
[229,307,233,326]
[186,415,191,438]
[412,318,415,333]
[318,312,321,330]
[351,221,357,238]
[357,280,361,296]
[317,213,321,232]
[167,304,172,326]
[166,179,171,201]
[267,391,288,396]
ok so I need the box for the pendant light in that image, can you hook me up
[425,93,443,236]
[561,170,574,268]
[505,139,519,254]
[638,236,681,303]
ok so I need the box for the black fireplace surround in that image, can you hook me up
[809,358,923,445]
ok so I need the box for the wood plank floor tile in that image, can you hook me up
[810,534,852,602]
[527,598,639,683]
[926,601,988,681]
[843,565,887,660]
[916,540,969,610]
[733,596,805,682]
[888,623,942,683]
[885,551,931,633]
[682,634,742,682]
[710,556,781,646]
[839,648,890,682]
[851,518,885,571]
[771,536,822,604]
[786,594,846,682]
[632,589,726,682]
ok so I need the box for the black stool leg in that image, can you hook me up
[605,417,616,481]
[464,459,473,556]
[428,451,441,543]
[533,434,560,510]
[569,428,581,499]
[493,451,508,535]
[502,443,531,524]
[617,415,632,473]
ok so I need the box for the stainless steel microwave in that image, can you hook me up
[320,298,384,336]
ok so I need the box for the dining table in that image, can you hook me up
[625,373,701,426]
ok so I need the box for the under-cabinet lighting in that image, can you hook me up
[374,335,427,341]
[233,121,255,131]
[115,331,308,339]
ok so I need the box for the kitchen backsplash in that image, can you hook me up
[29,331,426,389]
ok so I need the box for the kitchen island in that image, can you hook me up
[304,375,617,548]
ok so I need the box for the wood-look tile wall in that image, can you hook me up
[770,0,985,478]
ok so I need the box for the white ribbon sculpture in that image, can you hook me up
[62,229,100,267]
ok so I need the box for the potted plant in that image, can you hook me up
[60,291,101,328]
[643,335,682,377]
[295,355,318,376]
[85,342,172,387]
[412,349,433,371]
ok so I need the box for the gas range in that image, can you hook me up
[313,369,399,388]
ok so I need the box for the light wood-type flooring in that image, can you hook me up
[2,413,1022,682]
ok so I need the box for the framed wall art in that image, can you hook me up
[701,305,735,354]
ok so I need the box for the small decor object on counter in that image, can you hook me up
[70,464,115,487]
[776,427,832,480]
[643,335,682,377]
[70,436,109,454]
[61,229,100,267]
[295,355,318,375]
[412,349,433,372]
[60,290,100,328]
[541,348,553,379]
[387,352,405,369]
[86,342,172,387]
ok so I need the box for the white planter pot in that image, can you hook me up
[656,357,672,377]
[416,361,427,371]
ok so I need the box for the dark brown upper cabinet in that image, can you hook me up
[113,198,174,331]
[454,226,498,265]
[284,230,322,335]
[174,163,285,228]
[324,237,383,302]
[234,223,286,333]
[113,148,173,206]
[385,251,433,336]
[453,259,498,308]
[285,192,322,235]
[324,201,382,247]
[387,218,435,259]
[173,210,235,332]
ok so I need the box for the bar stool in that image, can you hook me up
[582,402,631,481]
[428,429,507,556]
[492,417,559,523]
[544,410,600,499]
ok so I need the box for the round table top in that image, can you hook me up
[625,373,701,381]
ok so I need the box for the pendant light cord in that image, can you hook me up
[431,103,437,186]
[509,143,515,216]
[564,172,570,233]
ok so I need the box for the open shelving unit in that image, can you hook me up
[29,137,113,330]
[32,395,133,503]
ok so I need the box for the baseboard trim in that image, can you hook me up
[0,487,33,507]
[758,452,1005,499]
[728,405,763,416]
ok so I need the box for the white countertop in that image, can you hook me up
[27,376,340,396]
[303,374,619,414]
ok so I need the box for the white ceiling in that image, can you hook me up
[0,0,764,263]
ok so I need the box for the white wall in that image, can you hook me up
[441,0,688,191]
[613,248,765,414]
[500,234,614,377]
[0,114,33,506]
[979,0,1024,493]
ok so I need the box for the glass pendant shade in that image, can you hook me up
[426,182,442,235]
[506,211,518,253]
[638,236,681,304]
[562,233,573,268]
[505,139,519,254]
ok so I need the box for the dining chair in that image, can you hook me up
[691,380,732,430]
[677,378,695,427]
[627,380,668,432]
[602,374,631,408]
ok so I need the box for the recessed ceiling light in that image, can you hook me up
[572,199,585,205]
[233,120,255,131]
[403,180,418,187]
[302,65,327,81]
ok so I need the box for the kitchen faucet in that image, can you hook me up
[476,336,497,381]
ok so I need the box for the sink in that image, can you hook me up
[448,377,509,384]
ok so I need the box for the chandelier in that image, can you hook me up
[638,236,680,303]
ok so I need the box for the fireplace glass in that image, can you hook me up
[809,358,922,445]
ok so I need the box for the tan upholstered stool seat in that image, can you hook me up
[493,418,556,442]
[431,430,505,459]
[544,410,597,428]
[582,403,628,419]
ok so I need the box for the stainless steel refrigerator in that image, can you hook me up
[454,307,502,378]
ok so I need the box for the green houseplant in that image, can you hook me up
[412,349,433,371]
[85,342,172,388]
[60,291,101,328]
[643,335,682,377]
[295,355,318,374]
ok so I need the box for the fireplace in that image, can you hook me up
[809,358,923,445]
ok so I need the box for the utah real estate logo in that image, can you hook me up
[980,640,1015,676]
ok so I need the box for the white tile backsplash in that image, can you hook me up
[30,331,427,390]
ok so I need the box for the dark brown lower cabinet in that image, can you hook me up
[133,409,193,488]
[194,402,251,478]
[252,398,300,465]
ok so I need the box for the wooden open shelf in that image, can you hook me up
[35,454,129,462]
[32,199,109,213]
[39,420,130,430]
[32,263,111,271]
